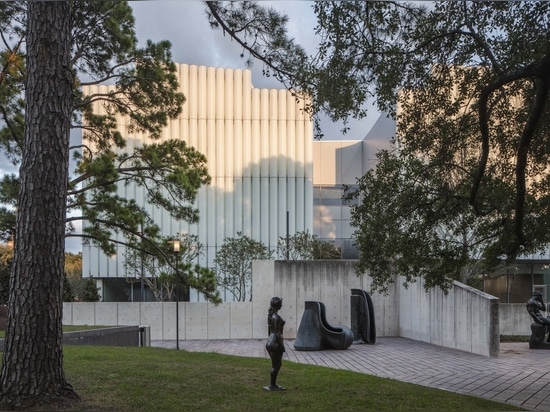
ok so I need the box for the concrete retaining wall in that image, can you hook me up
[398,279,499,357]
[251,260,399,339]
[500,303,532,336]
[64,260,499,356]
[63,326,140,347]
[0,326,140,350]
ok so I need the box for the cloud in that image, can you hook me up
[130,1,382,139]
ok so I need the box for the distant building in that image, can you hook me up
[82,64,394,302]
[313,114,395,258]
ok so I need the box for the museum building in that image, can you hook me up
[82,63,550,304]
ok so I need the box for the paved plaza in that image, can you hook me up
[152,337,550,411]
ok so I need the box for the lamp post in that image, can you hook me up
[173,239,180,350]
[138,224,145,302]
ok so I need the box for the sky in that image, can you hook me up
[129,1,382,140]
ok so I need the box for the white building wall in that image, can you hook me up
[82,64,313,300]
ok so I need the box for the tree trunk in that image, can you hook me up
[0,2,80,409]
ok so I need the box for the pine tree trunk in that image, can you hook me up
[0,2,80,409]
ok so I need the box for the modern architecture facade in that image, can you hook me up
[83,64,317,301]
[81,63,550,307]
[82,64,395,302]
[313,114,395,258]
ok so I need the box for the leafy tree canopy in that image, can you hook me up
[277,230,341,260]
[208,1,550,291]
[124,233,221,303]
[0,1,216,299]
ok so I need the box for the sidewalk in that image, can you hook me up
[152,338,550,411]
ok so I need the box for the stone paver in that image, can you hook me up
[152,338,550,411]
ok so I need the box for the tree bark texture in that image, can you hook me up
[0,2,79,409]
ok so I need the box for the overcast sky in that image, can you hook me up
[131,1,317,88]
[130,0,381,140]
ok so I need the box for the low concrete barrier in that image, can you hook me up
[500,303,532,336]
[398,279,499,357]
[63,260,499,357]
[0,326,140,350]
[63,326,140,347]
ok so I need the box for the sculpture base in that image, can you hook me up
[529,323,550,349]
[263,385,286,391]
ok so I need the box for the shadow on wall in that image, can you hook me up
[82,152,314,286]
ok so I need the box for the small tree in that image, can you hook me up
[78,277,101,302]
[123,233,220,303]
[277,230,341,260]
[214,232,273,302]
[64,252,82,280]
[312,239,342,260]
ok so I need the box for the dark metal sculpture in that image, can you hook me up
[264,296,286,391]
[350,289,376,345]
[294,301,354,351]
[526,292,550,349]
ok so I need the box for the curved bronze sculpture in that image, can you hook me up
[350,289,376,345]
[526,292,550,349]
[264,296,286,391]
[294,301,354,351]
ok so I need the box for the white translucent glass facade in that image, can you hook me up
[82,64,313,300]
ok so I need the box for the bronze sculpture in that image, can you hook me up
[526,291,550,349]
[264,296,286,391]
[294,301,354,351]
[350,289,376,345]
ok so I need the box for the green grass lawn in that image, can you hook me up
[61,346,524,411]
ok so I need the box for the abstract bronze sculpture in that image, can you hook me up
[264,296,286,391]
[526,291,550,349]
[350,289,376,345]
[294,301,354,351]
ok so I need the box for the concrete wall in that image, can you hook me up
[0,326,140,350]
[64,260,499,356]
[398,279,499,357]
[252,260,399,339]
[63,301,256,340]
[500,303,532,335]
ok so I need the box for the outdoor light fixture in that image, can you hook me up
[138,223,145,302]
[173,240,180,350]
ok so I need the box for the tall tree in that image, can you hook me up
[208,1,550,291]
[0,2,79,409]
[0,1,216,408]
[0,1,211,259]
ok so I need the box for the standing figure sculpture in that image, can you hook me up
[264,296,286,391]
[526,291,550,349]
